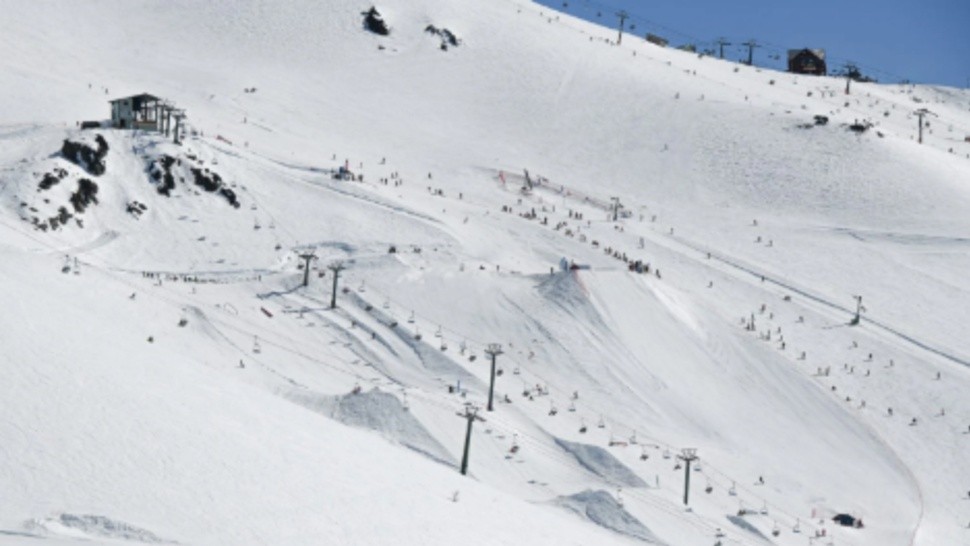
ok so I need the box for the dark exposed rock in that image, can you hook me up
[61,134,109,176]
[38,167,69,191]
[69,178,99,214]
[189,167,239,208]
[425,25,460,50]
[362,7,390,35]
[149,155,177,196]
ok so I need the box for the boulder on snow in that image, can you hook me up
[425,25,460,50]
[362,7,390,36]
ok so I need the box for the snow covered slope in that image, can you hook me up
[2,0,970,545]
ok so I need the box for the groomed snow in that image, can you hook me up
[1,0,970,545]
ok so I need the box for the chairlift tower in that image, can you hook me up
[914,108,936,144]
[741,40,759,66]
[484,343,504,411]
[615,11,629,44]
[678,448,699,506]
[457,405,485,475]
[172,110,186,145]
[327,261,346,308]
[298,252,318,288]
[715,37,732,60]
[849,295,865,326]
[842,62,859,95]
[160,101,176,136]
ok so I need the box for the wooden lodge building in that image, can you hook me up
[109,93,162,130]
[787,49,827,76]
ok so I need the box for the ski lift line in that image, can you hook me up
[0,221,822,545]
[695,467,825,538]
[352,286,831,539]
[669,232,970,368]
[477,416,758,546]
[552,0,707,45]
[0,218,361,386]
[7,201,843,544]
[355,285,682,443]
[515,0,970,141]
[210,315,364,380]
[561,0,918,86]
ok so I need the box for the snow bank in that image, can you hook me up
[555,438,647,488]
[284,387,455,465]
[554,490,665,544]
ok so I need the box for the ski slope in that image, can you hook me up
[1,0,970,544]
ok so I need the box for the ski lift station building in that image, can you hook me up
[787,49,827,76]
[109,93,162,130]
